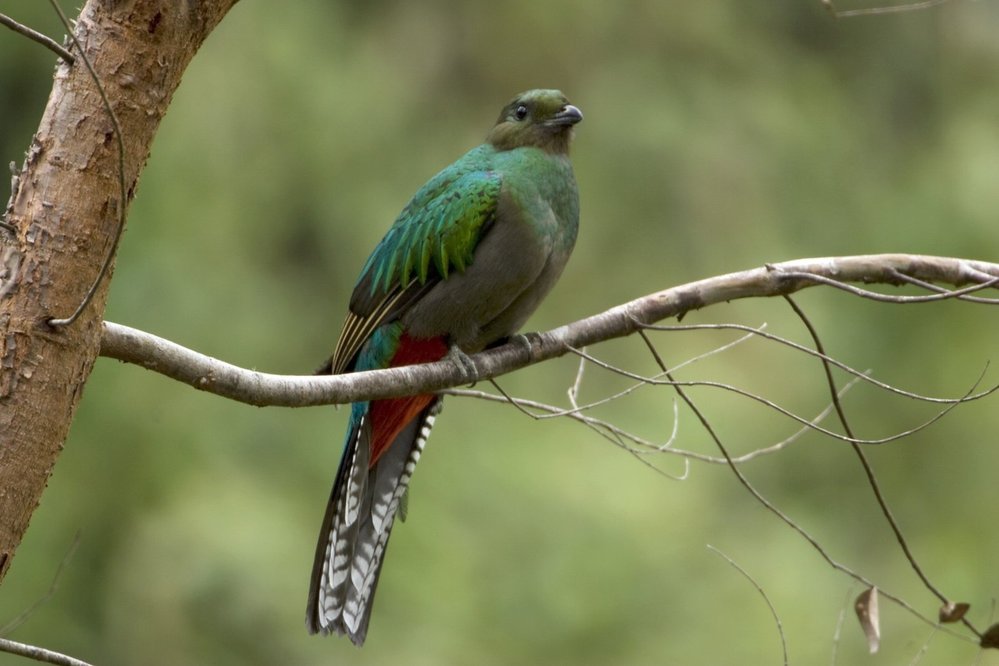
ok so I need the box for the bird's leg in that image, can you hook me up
[444,344,478,386]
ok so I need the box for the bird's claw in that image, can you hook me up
[508,333,536,358]
[445,344,478,385]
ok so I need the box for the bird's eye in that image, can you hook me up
[514,105,529,121]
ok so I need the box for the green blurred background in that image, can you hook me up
[3,1,999,664]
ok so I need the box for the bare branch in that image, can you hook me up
[0,12,75,64]
[0,533,80,635]
[636,331,969,642]
[675,373,865,464]
[568,344,996,446]
[0,637,92,666]
[890,270,999,305]
[447,386,690,479]
[773,270,999,304]
[784,295,981,638]
[707,545,788,666]
[830,586,855,666]
[640,322,988,404]
[99,254,999,407]
[822,0,953,18]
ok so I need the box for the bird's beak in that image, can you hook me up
[548,104,583,127]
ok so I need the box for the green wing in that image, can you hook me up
[329,166,501,374]
[364,168,500,294]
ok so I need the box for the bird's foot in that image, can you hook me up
[489,332,538,359]
[509,332,537,358]
[445,344,478,386]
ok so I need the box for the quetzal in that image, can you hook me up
[305,89,582,645]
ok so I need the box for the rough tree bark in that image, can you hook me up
[0,0,239,584]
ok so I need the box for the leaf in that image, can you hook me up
[855,586,880,654]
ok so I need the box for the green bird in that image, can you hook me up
[306,89,582,645]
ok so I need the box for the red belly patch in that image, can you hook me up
[368,334,448,467]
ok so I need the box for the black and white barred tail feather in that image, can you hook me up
[306,399,441,645]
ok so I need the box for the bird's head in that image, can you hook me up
[486,89,582,155]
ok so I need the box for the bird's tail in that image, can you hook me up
[306,398,442,645]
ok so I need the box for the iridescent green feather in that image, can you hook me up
[359,154,500,298]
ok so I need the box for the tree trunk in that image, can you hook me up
[0,0,239,584]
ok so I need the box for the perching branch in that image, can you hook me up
[99,253,999,406]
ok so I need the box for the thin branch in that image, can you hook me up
[540,326,870,462]
[772,270,999,304]
[890,270,999,305]
[0,533,80,635]
[45,0,127,328]
[635,330,968,641]
[783,295,981,639]
[830,586,856,666]
[485,378,689,480]
[0,12,75,64]
[447,386,669,450]
[568,345,995,447]
[0,638,92,666]
[520,326,759,423]
[567,347,587,407]
[907,626,938,666]
[822,0,953,18]
[682,373,865,464]
[447,382,855,466]
[639,321,989,405]
[707,545,788,666]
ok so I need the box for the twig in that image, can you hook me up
[569,345,995,446]
[45,0,127,328]
[638,321,990,405]
[0,12,75,64]
[708,545,788,666]
[447,382,854,466]
[783,295,981,639]
[714,374,865,463]
[906,625,938,665]
[486,378,689,480]
[446,387,657,453]
[890,270,999,305]
[830,586,855,666]
[0,637,92,666]
[635,330,968,641]
[822,0,953,18]
[772,269,999,304]
[521,326,760,423]
[567,347,587,407]
[0,533,81,635]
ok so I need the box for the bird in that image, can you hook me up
[306,89,582,645]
